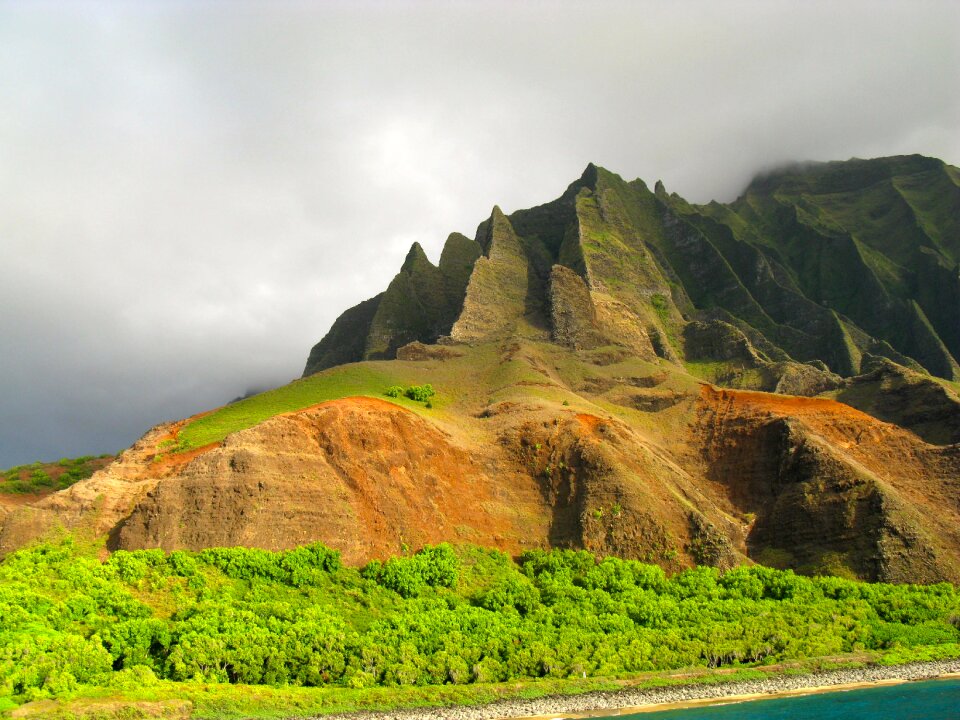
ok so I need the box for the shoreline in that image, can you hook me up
[526,672,960,719]
[310,659,960,720]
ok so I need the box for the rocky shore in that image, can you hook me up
[312,659,960,720]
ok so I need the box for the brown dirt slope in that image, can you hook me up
[112,398,550,564]
[70,395,747,570]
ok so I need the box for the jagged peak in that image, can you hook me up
[585,164,655,199]
[581,162,599,186]
[400,241,434,274]
[439,232,481,270]
[307,153,960,385]
[476,205,519,254]
[559,163,601,196]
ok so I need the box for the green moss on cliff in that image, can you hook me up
[451,208,551,341]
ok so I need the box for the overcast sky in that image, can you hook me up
[1,0,958,467]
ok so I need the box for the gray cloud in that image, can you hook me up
[1,0,958,466]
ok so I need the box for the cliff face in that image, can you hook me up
[5,155,960,584]
[692,386,960,583]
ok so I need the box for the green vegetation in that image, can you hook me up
[2,537,958,717]
[0,456,113,494]
[177,365,415,450]
[682,360,764,388]
[650,292,670,318]
[384,384,436,404]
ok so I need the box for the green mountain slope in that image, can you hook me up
[305,154,960,384]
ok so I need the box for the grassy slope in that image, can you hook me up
[176,343,526,450]
[175,337,692,453]
[0,455,114,495]
[177,363,446,450]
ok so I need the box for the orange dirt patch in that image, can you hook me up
[576,412,603,431]
[699,384,879,423]
[149,442,218,472]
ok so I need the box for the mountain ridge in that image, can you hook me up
[305,154,960,384]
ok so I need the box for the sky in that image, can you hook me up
[1,0,958,467]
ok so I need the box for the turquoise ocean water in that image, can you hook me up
[607,677,960,719]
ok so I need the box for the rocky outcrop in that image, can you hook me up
[767,362,843,396]
[830,356,960,444]
[691,385,960,582]
[395,341,462,361]
[683,320,765,365]
[303,234,481,375]
[450,207,551,342]
[681,320,842,396]
[303,294,383,376]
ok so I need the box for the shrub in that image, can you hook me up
[476,576,541,615]
[404,384,435,402]
[384,384,436,404]
[166,550,198,577]
[371,544,459,597]
[198,547,284,582]
[280,543,343,586]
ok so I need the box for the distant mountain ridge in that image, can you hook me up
[305,155,960,385]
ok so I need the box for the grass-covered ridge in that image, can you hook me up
[176,363,436,450]
[2,536,958,718]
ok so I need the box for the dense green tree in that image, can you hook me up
[0,538,958,700]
